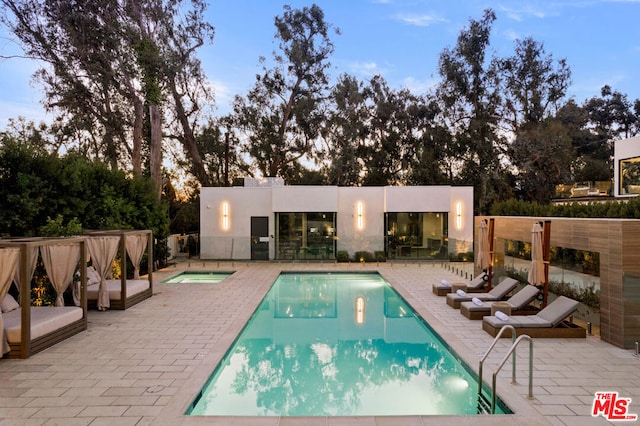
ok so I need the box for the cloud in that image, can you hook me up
[571,72,627,101]
[348,61,384,78]
[208,78,236,115]
[503,29,522,41]
[401,76,437,94]
[498,5,549,21]
[394,13,447,27]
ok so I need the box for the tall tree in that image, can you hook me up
[361,76,434,186]
[1,0,138,169]
[186,119,251,187]
[152,0,216,187]
[436,9,509,213]
[585,85,638,140]
[510,118,574,202]
[321,73,369,186]
[404,103,450,186]
[497,37,573,201]
[497,37,571,131]
[1,0,216,195]
[554,100,607,183]
[581,86,640,179]
[323,73,444,186]
[233,4,338,180]
[127,0,165,196]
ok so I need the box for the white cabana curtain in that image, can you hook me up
[12,245,39,295]
[527,222,545,286]
[125,234,148,279]
[41,243,81,307]
[1,248,22,357]
[87,236,120,311]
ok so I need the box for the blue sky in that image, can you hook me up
[1,0,639,127]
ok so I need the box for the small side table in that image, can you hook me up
[452,283,467,293]
[491,301,512,316]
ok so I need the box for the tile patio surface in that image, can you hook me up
[1,261,639,425]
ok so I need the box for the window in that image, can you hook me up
[620,157,640,194]
[385,212,448,260]
[276,212,336,260]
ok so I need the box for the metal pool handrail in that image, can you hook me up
[477,325,534,413]
[491,334,533,413]
[478,325,516,398]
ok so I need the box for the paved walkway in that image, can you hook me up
[1,261,638,425]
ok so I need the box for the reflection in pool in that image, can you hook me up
[188,272,510,416]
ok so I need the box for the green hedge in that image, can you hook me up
[491,197,640,218]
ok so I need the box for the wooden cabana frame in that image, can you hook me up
[85,230,153,310]
[0,237,88,359]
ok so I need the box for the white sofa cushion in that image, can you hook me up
[3,306,83,342]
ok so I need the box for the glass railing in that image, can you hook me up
[197,235,472,262]
[554,181,612,198]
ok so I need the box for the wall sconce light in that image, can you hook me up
[355,296,365,324]
[356,202,364,230]
[456,201,463,230]
[222,202,230,230]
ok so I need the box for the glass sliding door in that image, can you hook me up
[385,212,448,260]
[305,212,336,260]
[276,212,336,260]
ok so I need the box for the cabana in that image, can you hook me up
[0,237,88,359]
[85,230,153,310]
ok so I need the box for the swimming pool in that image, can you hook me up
[163,271,233,284]
[187,272,510,416]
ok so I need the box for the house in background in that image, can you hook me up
[200,178,473,261]
[614,136,640,197]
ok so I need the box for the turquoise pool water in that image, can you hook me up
[188,272,510,416]
[163,271,233,283]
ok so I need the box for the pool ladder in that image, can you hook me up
[476,325,534,414]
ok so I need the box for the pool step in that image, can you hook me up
[476,393,492,414]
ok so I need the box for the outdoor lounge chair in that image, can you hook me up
[482,295,586,338]
[445,277,518,309]
[459,284,540,320]
[432,273,488,296]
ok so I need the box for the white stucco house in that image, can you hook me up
[614,136,640,197]
[200,178,474,261]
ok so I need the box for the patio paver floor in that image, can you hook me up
[1,260,638,425]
